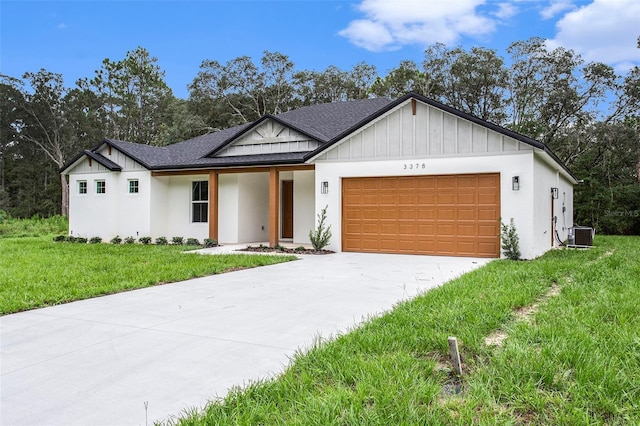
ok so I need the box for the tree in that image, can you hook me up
[293,62,377,105]
[0,70,82,216]
[370,60,428,98]
[505,37,617,147]
[83,47,173,145]
[421,44,508,123]
[190,51,295,125]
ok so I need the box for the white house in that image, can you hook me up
[62,93,577,259]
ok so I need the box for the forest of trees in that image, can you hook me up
[1,37,639,234]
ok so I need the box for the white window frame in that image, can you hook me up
[128,179,139,194]
[191,180,208,223]
[95,180,106,194]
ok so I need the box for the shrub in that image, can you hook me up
[295,246,306,252]
[89,237,102,244]
[75,237,88,244]
[155,236,168,245]
[204,238,218,248]
[139,236,152,245]
[171,236,184,245]
[67,236,78,243]
[274,244,285,251]
[501,218,521,260]
[110,235,122,244]
[0,209,8,224]
[124,236,136,244]
[186,238,201,246]
[309,205,332,251]
[53,235,66,242]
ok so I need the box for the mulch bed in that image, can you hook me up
[239,245,334,255]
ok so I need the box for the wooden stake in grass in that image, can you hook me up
[448,336,463,375]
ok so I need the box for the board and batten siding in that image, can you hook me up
[316,101,532,162]
[218,119,321,157]
[98,147,146,171]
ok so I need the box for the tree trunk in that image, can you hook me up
[60,173,69,217]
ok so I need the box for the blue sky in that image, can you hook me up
[1,0,638,99]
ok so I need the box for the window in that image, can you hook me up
[192,181,208,223]
[128,179,139,194]
[96,180,106,194]
[78,180,87,194]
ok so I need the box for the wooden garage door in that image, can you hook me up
[342,173,500,257]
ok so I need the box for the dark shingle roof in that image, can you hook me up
[82,98,395,171]
[274,97,394,141]
[84,150,122,171]
[61,94,575,181]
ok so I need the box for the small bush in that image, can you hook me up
[0,209,8,224]
[110,235,122,244]
[139,236,152,245]
[171,236,184,245]
[204,238,218,248]
[89,236,102,244]
[186,238,201,246]
[501,218,521,260]
[274,244,285,251]
[309,205,332,251]
[75,237,88,244]
[295,246,306,252]
[67,236,78,243]
[124,236,136,244]
[53,235,66,242]
[155,236,168,245]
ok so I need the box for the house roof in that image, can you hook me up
[61,93,576,181]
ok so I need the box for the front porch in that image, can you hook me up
[153,165,315,247]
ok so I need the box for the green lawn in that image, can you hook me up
[170,235,640,425]
[0,237,295,315]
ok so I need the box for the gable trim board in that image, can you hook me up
[63,93,576,259]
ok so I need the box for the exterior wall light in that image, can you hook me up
[551,187,559,199]
[321,181,329,194]
[512,176,520,191]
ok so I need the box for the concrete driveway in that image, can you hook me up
[1,250,490,425]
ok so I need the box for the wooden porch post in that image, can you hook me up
[209,171,218,241]
[269,167,279,247]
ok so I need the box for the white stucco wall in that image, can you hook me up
[532,153,575,257]
[218,174,239,243]
[164,175,210,241]
[149,176,169,238]
[293,170,315,245]
[315,153,541,258]
[237,173,269,243]
[68,168,152,241]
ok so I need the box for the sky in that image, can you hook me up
[1,0,639,99]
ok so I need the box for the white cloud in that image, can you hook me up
[540,0,575,20]
[494,3,519,20]
[547,0,640,69]
[338,0,497,51]
[57,23,66,29]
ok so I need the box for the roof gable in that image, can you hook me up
[313,98,534,162]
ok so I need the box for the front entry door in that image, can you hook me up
[281,180,294,239]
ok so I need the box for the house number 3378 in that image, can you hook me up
[403,163,426,170]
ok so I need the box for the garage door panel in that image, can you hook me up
[343,173,500,257]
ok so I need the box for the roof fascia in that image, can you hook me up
[83,150,122,171]
[202,114,324,158]
[151,157,307,171]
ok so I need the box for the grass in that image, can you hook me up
[169,235,640,425]
[0,236,295,315]
[0,214,68,238]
